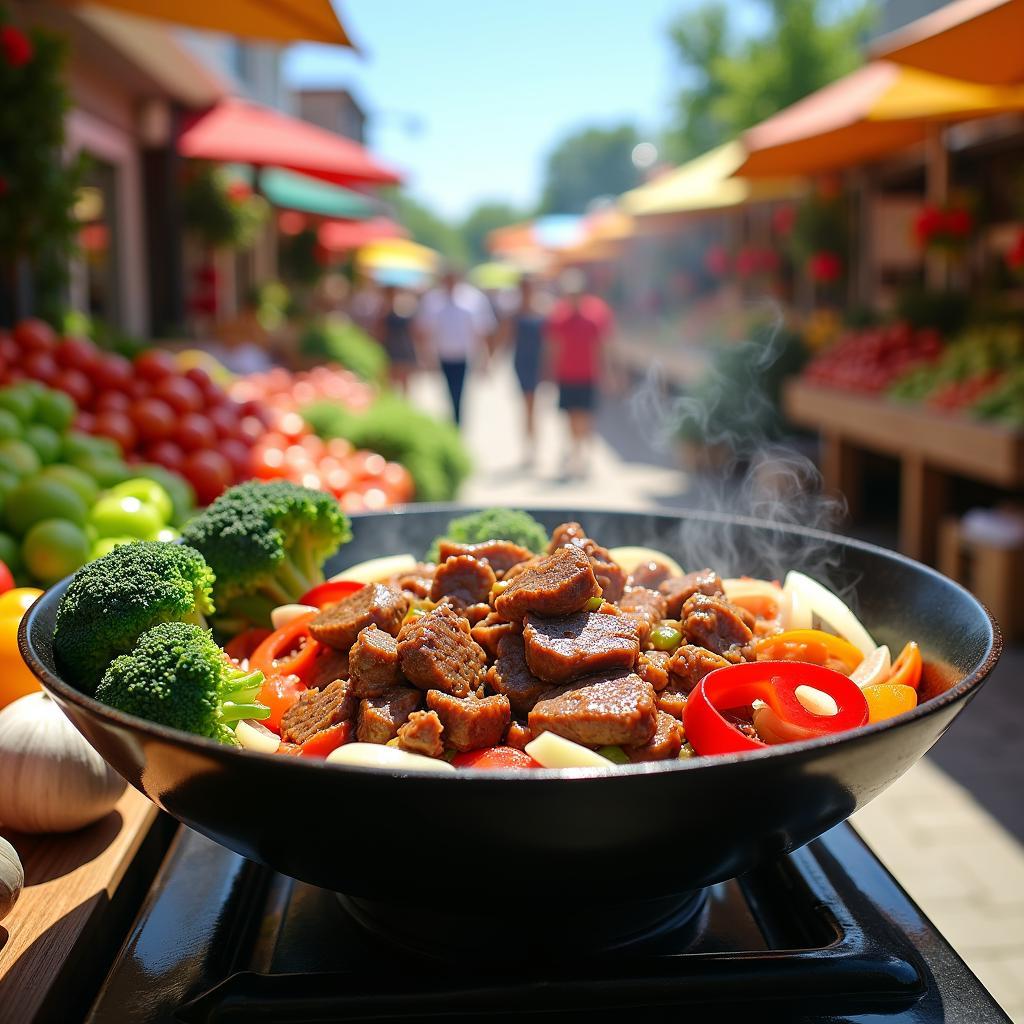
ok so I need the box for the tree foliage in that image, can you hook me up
[389,190,468,266]
[460,201,523,264]
[538,122,641,214]
[663,0,872,163]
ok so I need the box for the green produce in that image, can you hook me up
[298,318,388,382]
[33,389,75,432]
[40,464,100,506]
[23,424,61,465]
[22,519,91,587]
[5,477,88,536]
[95,622,269,745]
[181,480,351,636]
[90,493,164,541]
[155,526,179,542]
[425,507,548,562]
[52,541,215,693]
[90,536,135,560]
[0,440,41,479]
[61,431,121,465]
[0,411,22,441]
[0,387,35,425]
[0,533,23,576]
[131,464,195,526]
[106,479,173,525]
[71,455,131,488]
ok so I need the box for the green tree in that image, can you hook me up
[460,201,522,264]
[663,0,873,162]
[390,191,468,266]
[538,122,641,214]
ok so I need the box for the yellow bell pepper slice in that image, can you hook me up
[862,682,918,723]
[755,628,864,674]
[0,588,44,709]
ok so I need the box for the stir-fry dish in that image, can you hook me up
[51,486,924,772]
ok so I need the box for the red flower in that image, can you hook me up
[943,207,973,239]
[735,246,761,279]
[914,204,944,247]
[808,250,842,284]
[759,247,781,274]
[704,244,730,278]
[1,26,33,69]
[226,180,251,203]
[771,205,796,237]
[1006,228,1024,272]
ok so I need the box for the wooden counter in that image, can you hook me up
[784,379,1024,563]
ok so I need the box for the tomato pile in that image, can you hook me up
[229,363,375,416]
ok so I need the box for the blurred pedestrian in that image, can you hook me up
[375,285,419,393]
[415,266,496,426]
[503,274,546,460]
[545,269,614,478]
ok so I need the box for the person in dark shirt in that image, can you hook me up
[506,275,546,457]
[375,285,418,393]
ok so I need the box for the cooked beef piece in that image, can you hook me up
[471,612,519,658]
[659,569,724,619]
[397,710,445,758]
[523,610,640,685]
[657,689,688,720]
[280,679,356,745]
[620,586,667,626]
[349,626,402,697]
[628,559,675,590]
[437,539,534,578]
[494,545,601,622]
[681,592,753,656]
[431,554,497,606]
[505,720,534,750]
[666,643,730,692]
[547,521,627,602]
[625,711,683,763]
[306,646,350,689]
[501,556,543,584]
[397,602,486,697]
[309,583,409,650]
[637,650,672,692]
[356,688,422,744]
[529,671,657,747]
[426,689,511,752]
[463,602,493,626]
[486,634,550,714]
[388,564,436,600]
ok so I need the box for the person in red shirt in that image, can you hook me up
[544,269,613,478]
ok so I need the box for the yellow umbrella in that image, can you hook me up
[872,0,1024,86]
[622,142,798,216]
[738,61,1024,177]
[55,0,354,45]
[357,238,440,275]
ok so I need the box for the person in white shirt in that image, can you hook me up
[415,267,497,426]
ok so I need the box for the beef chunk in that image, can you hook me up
[397,602,486,697]
[397,710,444,758]
[437,539,533,578]
[280,679,356,745]
[637,650,672,691]
[682,592,753,655]
[667,644,730,692]
[628,559,675,590]
[505,720,534,750]
[494,545,600,622]
[426,689,511,752]
[657,689,688,720]
[463,602,493,626]
[523,610,640,685]
[471,612,519,659]
[547,521,627,602]
[485,634,550,714]
[349,626,402,697]
[659,569,724,619]
[625,711,683,763]
[620,586,667,626]
[309,583,409,650]
[529,672,657,747]
[356,688,421,744]
[388,564,436,600]
[431,554,497,606]
[306,646,350,689]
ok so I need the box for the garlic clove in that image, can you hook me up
[0,834,24,923]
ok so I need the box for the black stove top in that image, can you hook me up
[86,823,1009,1023]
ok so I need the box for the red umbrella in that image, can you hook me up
[318,217,407,253]
[179,98,401,188]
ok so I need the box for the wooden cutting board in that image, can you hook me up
[0,787,170,1024]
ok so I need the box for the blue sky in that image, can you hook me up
[285,1,761,219]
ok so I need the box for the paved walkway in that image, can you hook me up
[409,357,1024,1022]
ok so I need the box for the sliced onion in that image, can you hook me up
[524,731,616,769]
[782,571,876,657]
[236,719,281,754]
[330,554,417,583]
[850,644,891,689]
[326,742,456,773]
[270,603,318,630]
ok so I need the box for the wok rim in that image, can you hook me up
[19,503,1002,783]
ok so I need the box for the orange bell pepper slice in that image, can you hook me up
[887,641,922,690]
[755,628,863,674]
[863,682,917,723]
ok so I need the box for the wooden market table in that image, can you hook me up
[784,379,1024,564]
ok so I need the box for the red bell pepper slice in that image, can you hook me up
[299,580,364,609]
[450,746,541,770]
[684,660,869,756]
[258,673,308,734]
[224,627,272,664]
[249,611,321,683]
[887,641,922,690]
[298,721,352,758]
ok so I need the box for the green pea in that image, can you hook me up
[650,625,683,652]
[585,596,605,611]
[678,743,696,759]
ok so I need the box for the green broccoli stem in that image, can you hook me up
[222,667,266,704]
[182,608,209,629]
[273,551,323,603]
[221,701,271,724]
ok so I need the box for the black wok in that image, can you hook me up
[20,507,1000,954]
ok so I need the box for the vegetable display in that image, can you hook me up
[59,506,928,770]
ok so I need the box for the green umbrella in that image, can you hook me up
[232,164,377,219]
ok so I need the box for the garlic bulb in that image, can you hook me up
[0,693,125,834]
[0,834,23,922]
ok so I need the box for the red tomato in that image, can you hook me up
[134,349,178,381]
[22,351,58,384]
[451,747,540,770]
[380,462,414,503]
[53,368,93,407]
[0,560,14,595]
[296,721,351,758]
[130,397,175,442]
[0,337,18,363]
[238,416,267,444]
[252,445,288,480]
[93,353,133,391]
[93,410,138,455]
[207,405,240,440]
[95,390,131,414]
[13,318,56,351]
[347,450,387,480]
[257,673,307,734]
[74,411,96,433]
[144,439,185,472]
[174,412,217,452]
[220,438,253,480]
[298,434,324,459]
[326,438,354,460]
[184,366,214,393]
[183,449,233,505]
[154,376,203,414]
[55,336,99,370]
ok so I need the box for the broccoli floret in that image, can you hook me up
[95,622,268,744]
[426,508,549,562]
[53,541,215,694]
[181,480,351,635]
